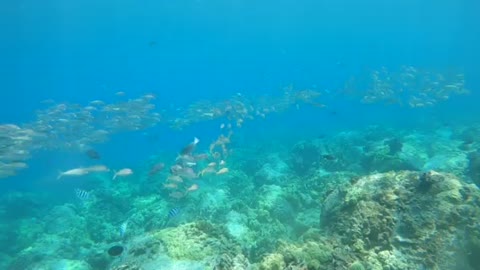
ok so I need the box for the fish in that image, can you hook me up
[75,188,90,201]
[199,166,216,177]
[57,168,89,180]
[163,183,178,189]
[162,207,181,228]
[186,184,199,193]
[113,168,133,180]
[322,154,336,161]
[119,221,128,238]
[149,162,165,176]
[185,162,197,167]
[85,149,101,160]
[216,168,229,175]
[167,175,183,183]
[149,41,157,47]
[176,167,198,180]
[180,137,200,156]
[169,191,185,199]
[108,245,124,257]
[207,162,217,168]
[168,207,180,218]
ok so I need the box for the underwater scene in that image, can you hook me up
[1,0,480,269]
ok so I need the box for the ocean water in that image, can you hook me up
[1,0,480,269]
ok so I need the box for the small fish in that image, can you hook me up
[148,41,157,47]
[162,207,181,228]
[149,162,165,176]
[119,221,128,238]
[115,91,126,96]
[186,184,199,193]
[199,167,216,177]
[57,168,89,180]
[169,191,185,199]
[322,154,336,161]
[216,168,229,175]
[113,168,133,180]
[168,208,180,218]
[75,188,90,201]
[167,175,183,183]
[86,149,100,160]
[177,167,198,180]
[163,183,178,189]
[180,137,200,156]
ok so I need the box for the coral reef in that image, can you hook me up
[321,170,480,269]
[108,222,242,269]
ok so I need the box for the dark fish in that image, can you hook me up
[322,154,336,161]
[149,162,165,176]
[168,207,180,218]
[180,137,199,156]
[86,149,100,160]
[108,245,124,257]
[162,207,181,228]
[75,188,90,201]
[149,41,157,47]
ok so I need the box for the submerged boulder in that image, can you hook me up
[320,170,480,270]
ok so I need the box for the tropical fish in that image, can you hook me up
[149,162,165,176]
[75,188,90,201]
[216,168,229,175]
[168,207,180,218]
[85,149,100,160]
[167,175,183,183]
[163,207,181,228]
[176,167,197,180]
[119,221,128,238]
[108,245,124,257]
[163,183,178,189]
[169,191,185,199]
[113,168,133,180]
[199,166,216,177]
[180,137,199,156]
[57,168,89,180]
[186,184,199,193]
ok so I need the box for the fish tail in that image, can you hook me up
[193,137,199,144]
[112,174,117,180]
[57,172,63,180]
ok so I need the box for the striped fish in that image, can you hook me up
[168,207,180,218]
[75,189,90,201]
[162,207,181,228]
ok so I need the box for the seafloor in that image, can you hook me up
[2,125,480,270]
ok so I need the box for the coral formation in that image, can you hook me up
[321,170,480,269]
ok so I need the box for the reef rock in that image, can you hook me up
[321,170,480,270]
[109,222,242,269]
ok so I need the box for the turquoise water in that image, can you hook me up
[1,1,479,269]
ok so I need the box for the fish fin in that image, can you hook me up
[193,137,199,144]
[112,170,117,180]
[57,171,63,180]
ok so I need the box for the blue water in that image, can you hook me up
[1,0,479,269]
